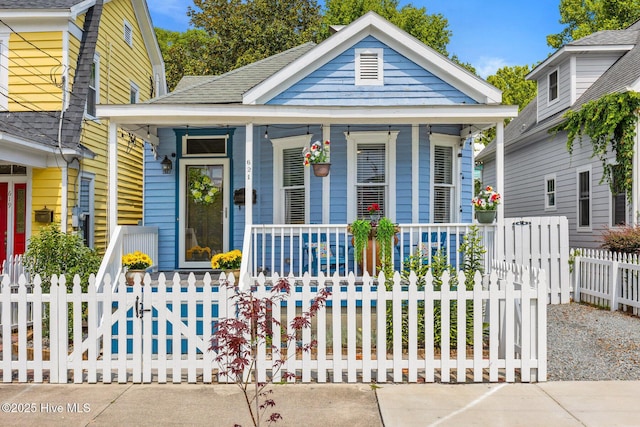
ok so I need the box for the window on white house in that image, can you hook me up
[548,69,558,103]
[578,169,590,228]
[356,143,387,217]
[611,165,627,226]
[130,81,139,104]
[272,135,310,224]
[433,145,454,223]
[355,48,383,86]
[124,20,133,47]
[545,175,556,209]
[86,55,99,117]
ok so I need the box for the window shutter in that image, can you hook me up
[433,146,453,223]
[283,147,305,224]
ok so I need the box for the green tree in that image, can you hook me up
[155,28,218,91]
[476,65,537,145]
[321,0,451,55]
[187,0,322,74]
[547,0,640,49]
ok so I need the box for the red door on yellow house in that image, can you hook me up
[0,181,27,263]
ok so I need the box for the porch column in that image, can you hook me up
[245,123,253,226]
[108,121,118,237]
[322,124,330,223]
[495,120,504,225]
[495,120,505,263]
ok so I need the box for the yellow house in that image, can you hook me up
[0,0,166,261]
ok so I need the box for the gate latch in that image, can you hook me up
[513,221,531,226]
[135,296,151,319]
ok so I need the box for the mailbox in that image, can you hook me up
[35,206,53,223]
[233,188,257,206]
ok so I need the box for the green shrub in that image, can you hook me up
[23,223,101,293]
[600,226,640,254]
[23,223,101,337]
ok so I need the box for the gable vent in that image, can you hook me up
[124,20,133,47]
[355,48,383,85]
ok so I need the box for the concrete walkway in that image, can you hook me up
[0,381,638,426]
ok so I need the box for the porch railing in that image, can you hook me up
[242,223,496,282]
[94,225,158,293]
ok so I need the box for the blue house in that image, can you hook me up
[97,12,516,279]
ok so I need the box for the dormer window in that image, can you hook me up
[548,69,558,103]
[355,48,383,85]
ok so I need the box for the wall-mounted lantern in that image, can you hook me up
[161,154,173,174]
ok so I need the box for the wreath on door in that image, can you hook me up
[189,168,219,205]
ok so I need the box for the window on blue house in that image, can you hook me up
[272,135,311,224]
[432,144,454,223]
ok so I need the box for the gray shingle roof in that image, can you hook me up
[0,112,64,147]
[174,76,214,92]
[567,29,640,46]
[151,42,316,104]
[0,1,84,8]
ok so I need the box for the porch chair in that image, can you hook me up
[421,231,447,264]
[302,232,347,276]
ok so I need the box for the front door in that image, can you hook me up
[0,183,7,262]
[178,159,230,268]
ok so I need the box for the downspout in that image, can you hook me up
[633,115,640,225]
[61,165,68,233]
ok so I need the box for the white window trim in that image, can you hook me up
[85,53,100,119]
[272,134,312,224]
[355,48,383,86]
[123,19,133,47]
[547,67,559,105]
[576,165,592,232]
[130,81,139,104]
[544,173,557,211]
[182,134,229,157]
[0,33,9,110]
[346,130,397,222]
[430,133,459,223]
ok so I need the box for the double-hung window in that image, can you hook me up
[548,69,559,103]
[545,174,556,210]
[577,167,591,229]
[273,135,311,224]
[347,131,397,220]
[611,164,627,226]
[431,134,457,223]
[86,55,99,117]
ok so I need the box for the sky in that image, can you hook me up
[148,0,565,78]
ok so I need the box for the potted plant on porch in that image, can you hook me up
[122,251,153,285]
[472,186,501,224]
[349,207,398,275]
[211,249,242,279]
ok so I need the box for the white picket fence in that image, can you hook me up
[0,255,30,330]
[572,248,640,315]
[0,268,547,384]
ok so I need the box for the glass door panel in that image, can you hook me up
[179,160,229,268]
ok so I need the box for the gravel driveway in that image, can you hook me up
[547,303,640,381]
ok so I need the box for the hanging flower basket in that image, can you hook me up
[312,162,331,177]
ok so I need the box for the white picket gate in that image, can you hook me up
[499,217,570,304]
[0,268,547,384]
